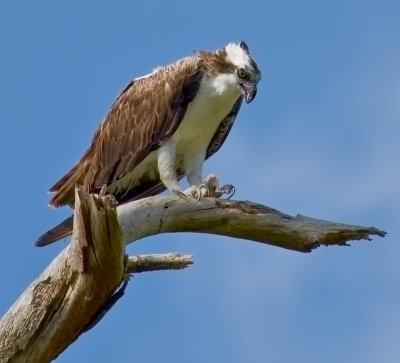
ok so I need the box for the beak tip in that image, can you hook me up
[241,85,257,104]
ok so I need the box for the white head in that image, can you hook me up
[225,42,255,70]
[224,41,261,103]
[219,41,262,103]
[199,41,261,103]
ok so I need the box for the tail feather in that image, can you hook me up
[49,161,88,207]
[36,215,74,247]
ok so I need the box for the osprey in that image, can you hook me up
[36,41,261,246]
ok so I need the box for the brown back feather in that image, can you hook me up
[49,57,203,207]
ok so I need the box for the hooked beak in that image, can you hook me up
[240,83,257,103]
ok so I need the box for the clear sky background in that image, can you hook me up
[0,1,399,362]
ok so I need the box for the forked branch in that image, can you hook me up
[0,187,385,362]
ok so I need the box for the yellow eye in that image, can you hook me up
[236,68,247,79]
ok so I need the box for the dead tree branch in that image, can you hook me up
[117,196,386,252]
[0,189,192,363]
[0,187,386,362]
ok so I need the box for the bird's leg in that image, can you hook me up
[157,143,186,198]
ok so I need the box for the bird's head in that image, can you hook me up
[200,41,262,103]
[224,41,261,103]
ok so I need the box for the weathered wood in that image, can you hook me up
[125,253,193,273]
[0,188,124,362]
[117,197,386,252]
[0,190,193,363]
[0,188,386,362]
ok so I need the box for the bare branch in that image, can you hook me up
[117,196,386,252]
[0,190,193,362]
[0,188,124,362]
[125,253,193,273]
[0,189,385,362]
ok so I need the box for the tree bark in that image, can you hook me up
[0,189,192,363]
[117,196,385,252]
[0,187,386,362]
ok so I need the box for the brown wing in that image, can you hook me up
[206,96,243,159]
[119,95,244,203]
[49,57,203,207]
[117,96,244,205]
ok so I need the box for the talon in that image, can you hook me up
[181,184,209,202]
[202,174,219,197]
[181,186,200,202]
[192,185,209,202]
[200,174,235,199]
[214,184,236,199]
[182,174,235,201]
[197,183,210,198]
[221,184,236,199]
[172,189,190,201]
[192,186,202,203]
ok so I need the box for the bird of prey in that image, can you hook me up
[36,41,261,246]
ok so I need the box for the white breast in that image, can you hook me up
[172,73,240,172]
[109,72,240,195]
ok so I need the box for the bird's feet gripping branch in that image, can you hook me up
[183,174,235,202]
[37,41,260,246]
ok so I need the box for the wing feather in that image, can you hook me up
[49,57,203,207]
[206,96,243,159]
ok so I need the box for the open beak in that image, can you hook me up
[240,83,257,103]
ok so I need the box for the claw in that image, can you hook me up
[183,185,209,202]
[216,184,236,199]
[193,186,202,203]
[197,183,210,199]
[203,174,219,195]
[189,185,202,203]
[201,174,235,199]
[180,174,235,202]
[172,189,191,201]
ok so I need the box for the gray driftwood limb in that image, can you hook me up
[0,188,385,362]
[0,189,192,363]
[117,197,386,252]
[126,253,194,273]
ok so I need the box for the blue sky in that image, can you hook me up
[0,1,399,362]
